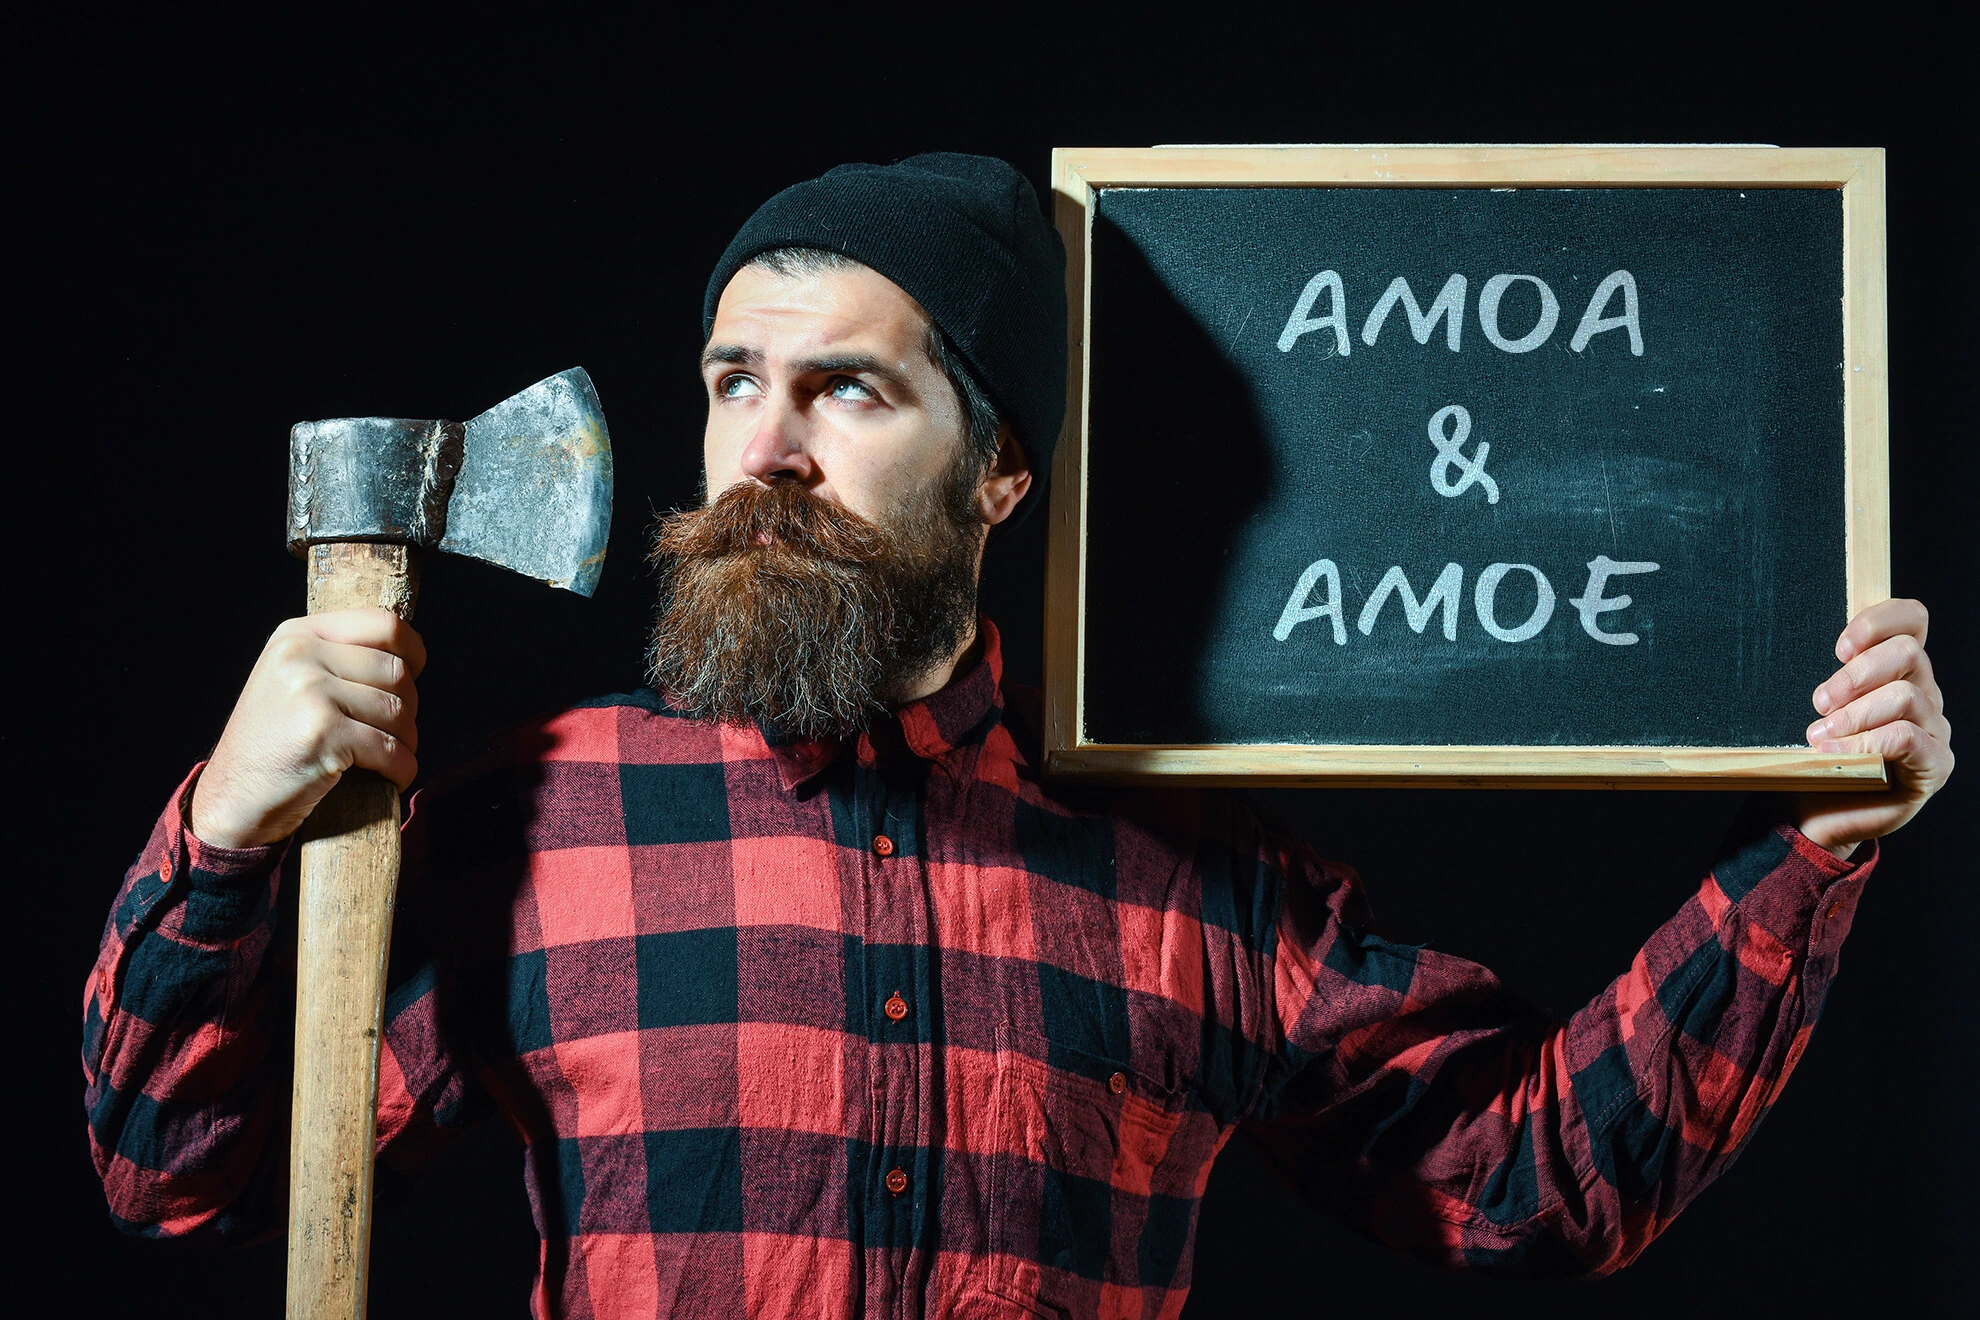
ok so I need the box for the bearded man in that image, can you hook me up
[85,155,1955,1319]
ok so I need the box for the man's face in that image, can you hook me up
[701,261,974,527]
[650,259,1021,737]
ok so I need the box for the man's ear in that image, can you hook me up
[976,424,1033,527]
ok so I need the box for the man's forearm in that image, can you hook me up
[84,764,292,1240]
[1249,807,1876,1276]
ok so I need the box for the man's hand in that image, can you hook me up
[188,610,426,850]
[1794,598,1953,860]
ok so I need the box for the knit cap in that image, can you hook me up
[703,153,1067,514]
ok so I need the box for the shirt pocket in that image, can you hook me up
[983,1026,1213,1316]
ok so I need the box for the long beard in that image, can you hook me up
[647,469,982,739]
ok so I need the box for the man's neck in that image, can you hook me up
[893,538,988,707]
[895,617,981,707]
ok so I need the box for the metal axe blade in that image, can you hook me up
[440,367,614,596]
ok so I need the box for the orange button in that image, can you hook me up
[884,994,909,1022]
[884,1168,909,1195]
[873,834,895,857]
[159,856,174,882]
[1108,1072,1128,1095]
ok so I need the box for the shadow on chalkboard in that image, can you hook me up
[1083,213,1273,742]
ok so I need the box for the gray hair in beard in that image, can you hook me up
[646,459,985,739]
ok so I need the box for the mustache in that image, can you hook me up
[651,480,889,565]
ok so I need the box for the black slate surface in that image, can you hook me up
[1081,185,1847,747]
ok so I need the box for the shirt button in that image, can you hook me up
[872,834,895,857]
[884,994,909,1022]
[884,1168,909,1195]
[1108,1071,1128,1095]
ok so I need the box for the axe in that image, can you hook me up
[283,368,612,1319]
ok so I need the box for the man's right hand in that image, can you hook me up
[188,610,426,850]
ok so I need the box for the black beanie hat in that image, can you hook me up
[702,153,1068,513]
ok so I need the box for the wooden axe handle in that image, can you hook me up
[288,542,418,1320]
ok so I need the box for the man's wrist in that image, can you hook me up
[186,766,280,852]
[1791,818,1858,863]
[187,779,244,850]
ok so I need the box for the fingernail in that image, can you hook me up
[1812,689,1833,714]
[1807,718,1832,742]
[1837,639,1856,661]
[1818,740,1845,754]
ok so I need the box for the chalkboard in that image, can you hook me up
[1044,147,1888,787]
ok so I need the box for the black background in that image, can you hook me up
[16,10,1974,1317]
[1085,186,1849,747]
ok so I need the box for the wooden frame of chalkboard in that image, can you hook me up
[1045,145,1889,789]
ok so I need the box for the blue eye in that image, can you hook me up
[830,378,875,401]
[720,375,762,398]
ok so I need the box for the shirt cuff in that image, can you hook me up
[163,764,289,942]
[1716,808,1877,965]
[1785,825,1876,960]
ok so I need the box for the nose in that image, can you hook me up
[736,393,817,486]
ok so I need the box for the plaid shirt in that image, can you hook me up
[85,619,1875,1319]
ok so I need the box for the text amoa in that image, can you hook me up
[1278,270,1643,357]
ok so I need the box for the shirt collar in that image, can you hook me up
[762,616,1006,790]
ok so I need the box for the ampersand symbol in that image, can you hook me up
[1427,404,1499,505]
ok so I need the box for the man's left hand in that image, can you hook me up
[1795,598,1954,859]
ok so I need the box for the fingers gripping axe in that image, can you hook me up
[283,368,611,1319]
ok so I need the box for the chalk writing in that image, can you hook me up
[1362,274,1466,349]
[1427,405,1498,504]
[1276,270,1350,355]
[1477,273,1559,353]
[1276,269,1645,357]
[1570,271,1644,355]
[1271,260,1659,654]
[1359,563,1463,639]
[1274,559,1657,647]
[1272,558,1345,643]
[1568,556,1662,644]
[1474,563,1556,642]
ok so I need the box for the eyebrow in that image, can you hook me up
[700,344,915,393]
[701,343,761,370]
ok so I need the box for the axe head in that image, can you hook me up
[288,368,614,596]
[441,368,614,596]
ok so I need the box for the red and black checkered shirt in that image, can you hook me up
[85,619,1875,1318]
